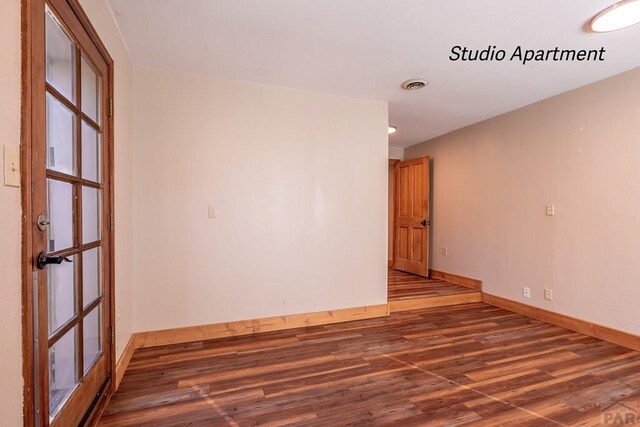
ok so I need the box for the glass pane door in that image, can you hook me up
[41,4,109,423]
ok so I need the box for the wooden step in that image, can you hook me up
[388,292,482,312]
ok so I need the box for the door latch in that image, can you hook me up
[36,252,72,270]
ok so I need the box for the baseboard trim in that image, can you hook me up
[430,269,482,291]
[135,304,389,349]
[115,335,137,390]
[482,293,640,352]
[389,292,481,313]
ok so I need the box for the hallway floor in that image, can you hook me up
[387,269,477,301]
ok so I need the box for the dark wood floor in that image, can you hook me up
[387,269,476,301]
[100,303,640,426]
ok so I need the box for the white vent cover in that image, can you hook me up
[401,79,429,90]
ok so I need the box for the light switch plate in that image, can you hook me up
[4,145,20,187]
[208,205,216,218]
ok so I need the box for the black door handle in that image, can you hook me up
[37,252,72,270]
[421,219,430,227]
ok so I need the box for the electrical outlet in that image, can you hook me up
[523,287,531,299]
[546,205,555,216]
[208,205,216,218]
[441,246,448,256]
[544,288,553,301]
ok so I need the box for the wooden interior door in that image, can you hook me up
[393,156,430,276]
[24,0,114,425]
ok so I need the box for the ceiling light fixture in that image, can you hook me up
[388,126,397,135]
[401,79,428,90]
[590,0,640,32]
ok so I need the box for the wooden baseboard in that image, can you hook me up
[389,292,481,313]
[135,304,389,349]
[115,335,136,390]
[430,269,482,291]
[482,293,640,352]
[114,304,389,387]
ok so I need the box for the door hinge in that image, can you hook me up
[108,99,113,117]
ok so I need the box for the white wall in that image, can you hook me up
[79,0,135,361]
[0,1,133,422]
[389,146,403,160]
[132,66,388,332]
[405,67,640,335]
[0,0,24,424]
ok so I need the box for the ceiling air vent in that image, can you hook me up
[401,79,429,90]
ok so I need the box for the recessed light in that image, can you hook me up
[401,79,428,90]
[590,0,640,32]
[388,126,397,135]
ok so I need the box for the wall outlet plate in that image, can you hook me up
[441,246,448,256]
[544,288,553,301]
[523,287,531,299]
[208,205,216,218]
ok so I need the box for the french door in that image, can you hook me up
[24,0,114,425]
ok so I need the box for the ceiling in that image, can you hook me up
[107,0,640,148]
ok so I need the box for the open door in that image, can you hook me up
[393,156,430,277]
[23,0,115,425]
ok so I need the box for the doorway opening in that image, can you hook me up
[387,156,481,311]
[389,156,431,276]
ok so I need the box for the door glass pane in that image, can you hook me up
[81,121,100,182]
[45,9,75,102]
[48,254,77,335]
[49,327,78,416]
[81,57,100,123]
[47,179,74,252]
[83,306,101,374]
[82,186,101,244]
[82,248,101,307]
[46,93,76,176]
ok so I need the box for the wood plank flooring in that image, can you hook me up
[387,269,476,301]
[387,269,482,312]
[100,303,640,426]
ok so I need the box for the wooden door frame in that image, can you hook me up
[21,0,116,424]
[388,159,399,269]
